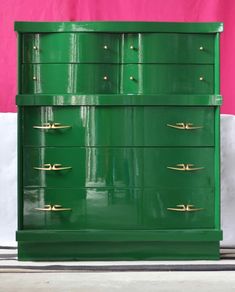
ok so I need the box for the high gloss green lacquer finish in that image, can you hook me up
[22,33,214,64]
[23,106,215,147]
[16,21,223,260]
[21,64,213,94]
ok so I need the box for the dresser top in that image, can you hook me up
[14,21,223,33]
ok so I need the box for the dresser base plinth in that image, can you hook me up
[17,230,221,261]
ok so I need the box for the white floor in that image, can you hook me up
[1,249,235,291]
[1,271,235,292]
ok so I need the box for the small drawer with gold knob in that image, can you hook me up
[123,33,214,63]
[22,33,122,64]
[121,64,213,94]
[21,64,119,94]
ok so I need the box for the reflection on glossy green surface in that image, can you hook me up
[23,106,215,147]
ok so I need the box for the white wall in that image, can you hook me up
[221,115,235,247]
[0,113,234,247]
[0,113,17,246]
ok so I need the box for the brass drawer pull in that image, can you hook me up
[33,123,71,129]
[167,123,203,130]
[35,204,72,212]
[167,204,204,212]
[167,164,204,171]
[34,164,72,171]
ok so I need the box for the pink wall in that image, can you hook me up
[0,0,234,113]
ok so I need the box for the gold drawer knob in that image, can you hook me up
[167,163,204,171]
[32,76,37,80]
[103,45,108,50]
[35,204,72,212]
[34,164,72,171]
[129,76,135,80]
[199,46,204,51]
[167,204,204,212]
[33,123,71,129]
[166,123,203,130]
[103,76,108,80]
[199,76,204,81]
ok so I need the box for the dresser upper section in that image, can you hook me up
[15,21,223,104]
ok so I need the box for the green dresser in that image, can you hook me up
[15,22,223,260]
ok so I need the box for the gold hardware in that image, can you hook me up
[33,123,71,129]
[129,76,134,80]
[167,164,204,171]
[103,45,108,50]
[199,46,204,51]
[103,76,108,80]
[34,164,72,171]
[35,204,72,212]
[32,76,37,80]
[130,45,134,50]
[166,123,203,130]
[167,204,204,212]
[199,76,204,81]
[33,46,37,50]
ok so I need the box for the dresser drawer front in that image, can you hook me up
[22,33,76,63]
[23,188,141,230]
[23,147,214,188]
[122,64,213,94]
[21,64,213,94]
[22,33,122,63]
[21,64,119,94]
[23,187,214,230]
[124,33,214,64]
[23,106,214,147]
[143,188,214,229]
[22,33,214,64]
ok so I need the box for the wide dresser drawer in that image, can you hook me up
[23,147,214,188]
[23,106,215,147]
[23,187,214,230]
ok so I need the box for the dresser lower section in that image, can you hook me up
[17,230,222,260]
